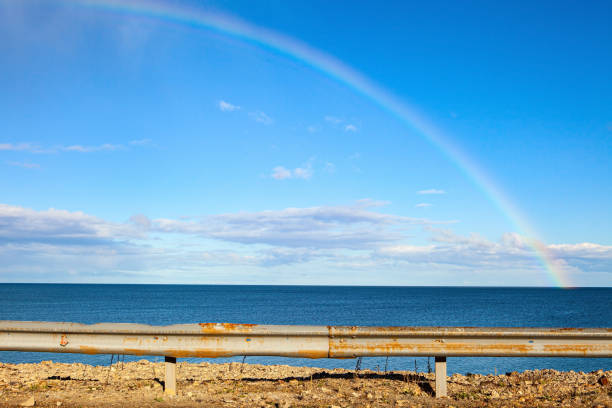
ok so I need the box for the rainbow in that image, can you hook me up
[60,0,569,287]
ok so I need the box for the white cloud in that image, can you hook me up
[324,162,336,173]
[417,189,446,195]
[199,247,324,268]
[151,203,433,249]
[249,111,273,125]
[0,143,39,152]
[415,203,432,208]
[0,204,145,245]
[218,100,240,112]
[129,138,152,146]
[376,229,612,278]
[548,242,612,259]
[307,125,318,133]
[324,116,343,124]
[271,161,313,180]
[355,199,391,208]
[1,203,610,284]
[62,144,122,153]
[0,141,149,154]
[324,116,359,132]
[293,165,313,180]
[6,161,40,169]
[271,166,292,180]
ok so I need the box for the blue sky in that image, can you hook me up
[0,0,610,286]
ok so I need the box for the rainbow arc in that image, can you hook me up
[62,0,568,287]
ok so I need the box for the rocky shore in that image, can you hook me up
[0,360,610,407]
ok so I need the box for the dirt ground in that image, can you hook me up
[0,360,610,407]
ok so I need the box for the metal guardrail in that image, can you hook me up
[1,321,611,397]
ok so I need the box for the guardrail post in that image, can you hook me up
[164,356,177,396]
[435,356,447,397]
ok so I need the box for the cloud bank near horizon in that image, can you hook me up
[0,203,610,285]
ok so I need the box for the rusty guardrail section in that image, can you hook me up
[1,321,611,397]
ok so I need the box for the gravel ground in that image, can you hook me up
[0,360,610,407]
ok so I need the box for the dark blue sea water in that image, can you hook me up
[0,284,610,375]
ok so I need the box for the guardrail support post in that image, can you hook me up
[164,356,177,396]
[435,356,447,397]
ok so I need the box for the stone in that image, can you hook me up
[597,375,609,386]
[19,397,35,407]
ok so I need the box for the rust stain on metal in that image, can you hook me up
[439,342,533,354]
[198,323,257,334]
[542,344,605,355]
[78,346,99,355]
[330,341,534,355]
[164,349,235,358]
[551,328,585,333]
[59,334,68,347]
[295,349,328,359]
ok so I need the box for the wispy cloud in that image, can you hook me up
[415,203,432,208]
[0,143,41,152]
[152,202,431,249]
[6,161,40,169]
[324,162,335,173]
[293,165,313,179]
[218,100,240,112]
[249,111,273,125]
[271,166,292,180]
[271,163,313,180]
[355,198,391,208]
[129,138,152,146]
[61,144,122,153]
[0,141,148,154]
[417,189,446,195]
[324,116,359,132]
[324,116,343,124]
[0,203,144,245]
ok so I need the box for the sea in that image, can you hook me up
[0,284,610,375]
